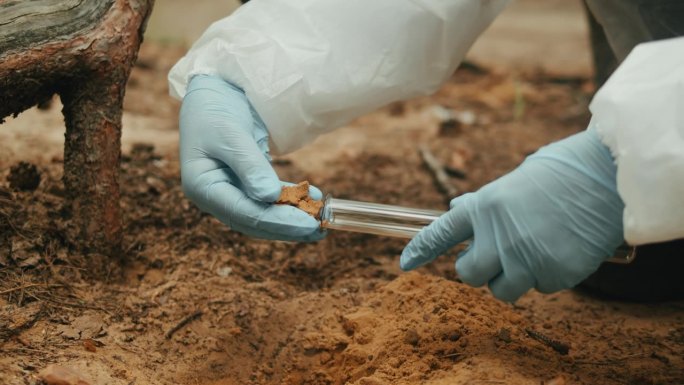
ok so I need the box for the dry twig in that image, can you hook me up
[525,328,570,355]
[0,283,62,295]
[165,310,203,339]
[419,144,459,199]
[439,352,463,359]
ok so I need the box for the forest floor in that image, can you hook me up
[1,43,683,385]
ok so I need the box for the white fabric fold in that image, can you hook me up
[169,0,509,153]
[591,37,684,244]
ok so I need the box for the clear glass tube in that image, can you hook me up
[320,195,445,238]
[318,195,635,264]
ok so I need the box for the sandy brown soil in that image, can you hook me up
[1,43,683,385]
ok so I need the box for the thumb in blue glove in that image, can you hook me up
[179,75,325,242]
[400,126,624,302]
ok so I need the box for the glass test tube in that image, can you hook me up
[320,195,445,239]
[318,195,635,264]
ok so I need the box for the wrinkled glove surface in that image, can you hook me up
[179,75,324,242]
[401,128,624,302]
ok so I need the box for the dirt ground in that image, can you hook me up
[2,26,684,385]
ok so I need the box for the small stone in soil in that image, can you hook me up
[448,330,462,341]
[404,328,420,346]
[497,327,512,343]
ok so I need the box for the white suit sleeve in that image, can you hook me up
[590,37,684,245]
[168,0,509,153]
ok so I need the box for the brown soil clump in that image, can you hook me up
[277,181,310,205]
[277,181,324,218]
[249,272,538,385]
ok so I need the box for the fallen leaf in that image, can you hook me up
[83,339,97,352]
[57,313,105,340]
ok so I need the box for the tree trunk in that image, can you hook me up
[0,0,154,274]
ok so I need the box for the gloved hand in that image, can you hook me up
[400,127,625,302]
[179,75,324,242]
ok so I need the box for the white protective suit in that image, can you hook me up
[168,0,684,246]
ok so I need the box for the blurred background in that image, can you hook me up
[145,0,592,76]
[0,0,593,167]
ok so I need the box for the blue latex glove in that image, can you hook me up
[401,127,625,302]
[179,75,325,242]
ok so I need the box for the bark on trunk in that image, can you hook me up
[0,0,155,274]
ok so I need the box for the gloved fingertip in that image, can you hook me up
[449,194,467,209]
[399,252,416,271]
[290,213,322,235]
[489,284,524,303]
[258,204,324,238]
[454,257,471,284]
[488,273,532,303]
[400,247,425,271]
[231,217,326,242]
[299,228,328,243]
[308,185,324,201]
[449,199,459,210]
[454,253,486,288]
